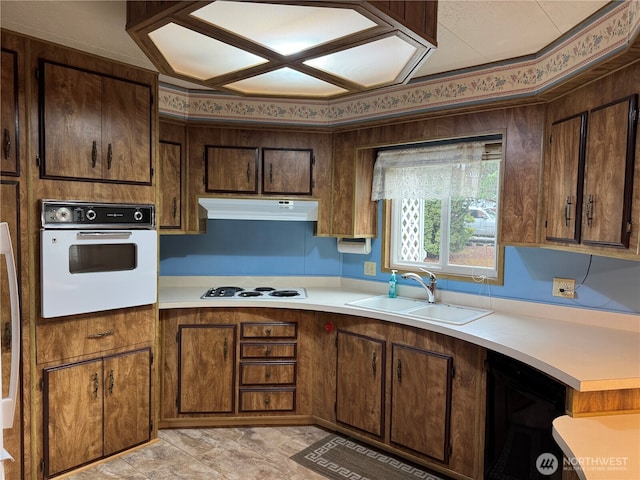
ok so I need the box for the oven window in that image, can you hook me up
[69,244,137,273]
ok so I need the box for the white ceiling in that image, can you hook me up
[0,0,612,92]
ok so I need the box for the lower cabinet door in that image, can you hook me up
[335,330,385,437]
[390,343,453,463]
[103,349,151,456]
[178,324,236,413]
[44,358,103,477]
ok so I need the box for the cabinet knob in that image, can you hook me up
[264,395,270,405]
[264,347,271,356]
[265,328,272,336]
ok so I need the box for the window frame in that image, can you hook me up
[379,137,505,285]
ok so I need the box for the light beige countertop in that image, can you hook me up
[159,276,640,393]
[159,275,640,479]
[553,414,640,480]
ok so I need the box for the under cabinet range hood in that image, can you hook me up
[198,198,318,221]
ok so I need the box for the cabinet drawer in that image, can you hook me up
[241,322,297,339]
[36,306,155,364]
[241,343,296,359]
[240,362,296,385]
[239,389,295,412]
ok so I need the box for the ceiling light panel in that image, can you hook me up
[190,1,378,56]
[305,36,419,87]
[148,22,268,79]
[225,67,348,97]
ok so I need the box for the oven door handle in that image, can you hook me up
[76,231,133,240]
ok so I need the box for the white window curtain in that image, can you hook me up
[371,142,486,200]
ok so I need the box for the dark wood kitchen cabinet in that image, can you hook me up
[261,148,313,195]
[335,329,385,438]
[159,120,186,231]
[239,321,298,412]
[177,324,236,413]
[186,125,333,233]
[43,348,151,478]
[543,61,640,258]
[390,343,453,463]
[313,313,486,479]
[1,48,19,176]
[544,97,638,248]
[39,60,153,185]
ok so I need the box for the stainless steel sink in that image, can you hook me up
[346,295,491,325]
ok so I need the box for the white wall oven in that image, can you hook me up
[40,200,157,318]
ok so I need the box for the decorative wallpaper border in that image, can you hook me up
[158,1,639,127]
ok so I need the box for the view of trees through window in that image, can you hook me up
[391,155,500,279]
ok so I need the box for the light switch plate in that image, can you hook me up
[553,277,575,298]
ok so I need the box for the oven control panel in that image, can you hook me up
[41,200,155,228]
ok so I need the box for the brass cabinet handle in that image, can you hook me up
[246,162,251,182]
[564,196,572,227]
[223,337,228,360]
[265,328,272,336]
[87,330,114,339]
[371,351,377,376]
[92,372,99,399]
[108,369,115,395]
[397,358,402,383]
[264,346,271,356]
[172,197,177,219]
[3,128,10,159]
[107,143,113,170]
[91,140,97,168]
[585,194,594,226]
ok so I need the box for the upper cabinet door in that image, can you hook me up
[40,61,153,184]
[544,113,587,244]
[582,95,638,248]
[262,148,313,195]
[205,145,259,194]
[101,76,152,184]
[41,61,103,180]
[1,49,19,176]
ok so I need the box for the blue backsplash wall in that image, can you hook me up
[160,219,640,314]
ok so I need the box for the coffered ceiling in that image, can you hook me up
[0,0,612,97]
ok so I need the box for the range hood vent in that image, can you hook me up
[198,198,318,221]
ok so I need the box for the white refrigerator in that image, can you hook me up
[0,222,20,479]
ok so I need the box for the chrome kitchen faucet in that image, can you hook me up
[401,269,437,304]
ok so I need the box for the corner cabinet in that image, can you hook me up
[543,61,640,258]
[38,60,153,184]
[43,348,152,478]
[315,313,486,480]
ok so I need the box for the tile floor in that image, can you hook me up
[65,426,332,480]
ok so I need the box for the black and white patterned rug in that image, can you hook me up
[291,434,447,480]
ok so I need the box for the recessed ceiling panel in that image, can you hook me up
[225,67,348,97]
[148,22,268,79]
[305,36,419,87]
[191,1,378,56]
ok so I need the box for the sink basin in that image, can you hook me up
[404,303,491,325]
[346,295,491,325]
[346,295,423,313]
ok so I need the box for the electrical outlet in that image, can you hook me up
[553,277,575,298]
[364,261,377,276]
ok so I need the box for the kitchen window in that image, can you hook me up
[374,136,503,283]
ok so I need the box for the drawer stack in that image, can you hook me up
[239,321,297,412]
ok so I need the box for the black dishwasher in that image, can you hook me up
[485,351,566,479]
